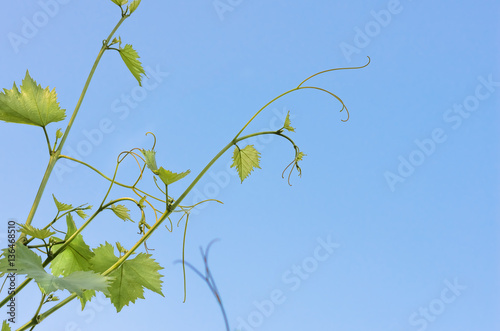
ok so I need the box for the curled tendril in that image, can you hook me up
[296,56,371,88]
[235,57,370,138]
[296,86,350,121]
[281,151,306,186]
[172,199,223,303]
[146,132,157,150]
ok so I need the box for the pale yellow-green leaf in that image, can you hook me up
[110,204,133,222]
[1,320,11,331]
[129,0,141,14]
[110,0,128,6]
[119,44,146,86]
[0,71,65,127]
[141,149,158,172]
[283,111,295,132]
[53,194,73,212]
[17,224,55,240]
[231,145,261,183]
[157,167,191,185]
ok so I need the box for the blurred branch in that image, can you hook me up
[174,239,230,331]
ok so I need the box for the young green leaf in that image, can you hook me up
[157,167,191,186]
[118,44,146,86]
[56,128,63,138]
[295,151,306,176]
[17,224,55,240]
[76,209,88,219]
[141,149,158,172]
[116,242,127,254]
[283,111,295,132]
[110,0,128,6]
[50,214,94,277]
[111,36,121,46]
[1,320,11,331]
[128,0,141,14]
[138,196,147,209]
[231,145,261,183]
[90,242,164,312]
[110,204,133,222]
[53,194,73,212]
[0,71,66,127]
[0,242,110,297]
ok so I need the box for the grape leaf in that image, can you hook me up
[53,194,73,212]
[231,145,261,183]
[138,196,146,209]
[110,0,128,6]
[110,204,133,222]
[157,167,191,185]
[17,224,55,240]
[119,44,146,86]
[1,320,11,331]
[141,149,158,172]
[79,290,96,310]
[116,242,127,254]
[90,243,164,312]
[295,151,306,176]
[50,214,94,277]
[283,111,295,132]
[0,71,66,127]
[76,209,88,219]
[129,0,141,13]
[0,243,110,297]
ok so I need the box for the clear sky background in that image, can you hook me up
[0,1,499,330]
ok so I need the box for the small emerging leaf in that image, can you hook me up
[53,194,73,212]
[110,204,133,222]
[0,71,66,127]
[283,111,295,132]
[116,242,127,254]
[110,0,128,6]
[231,145,261,183]
[157,167,191,186]
[111,36,121,46]
[119,44,146,86]
[138,196,146,209]
[56,128,63,138]
[129,0,141,14]
[17,224,55,240]
[294,151,306,177]
[76,209,88,219]
[141,149,158,172]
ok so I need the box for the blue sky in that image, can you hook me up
[0,0,499,330]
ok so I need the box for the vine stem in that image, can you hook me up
[42,127,51,154]
[24,138,239,328]
[14,57,371,328]
[17,130,291,327]
[21,14,127,237]
[58,155,165,203]
[0,198,134,312]
[234,55,371,139]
